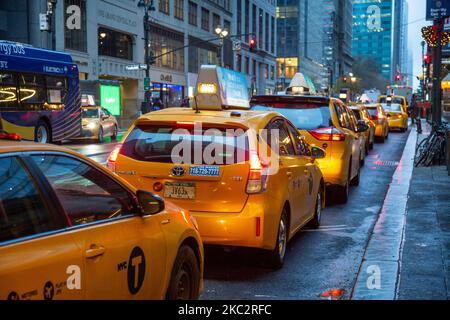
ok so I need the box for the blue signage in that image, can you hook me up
[426,0,450,21]
[216,67,249,108]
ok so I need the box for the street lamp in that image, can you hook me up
[215,26,229,67]
[137,0,155,112]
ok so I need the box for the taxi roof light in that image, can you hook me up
[197,83,217,94]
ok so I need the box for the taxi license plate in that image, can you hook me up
[164,182,196,200]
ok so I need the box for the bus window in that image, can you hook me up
[46,76,67,104]
[18,74,46,108]
[0,73,18,109]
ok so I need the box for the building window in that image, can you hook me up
[237,0,242,36]
[188,1,197,26]
[236,54,242,72]
[264,64,268,79]
[98,28,133,60]
[270,65,275,80]
[265,13,269,52]
[213,13,221,31]
[245,0,249,42]
[159,0,170,15]
[252,59,256,76]
[150,25,184,72]
[252,5,257,45]
[64,0,87,52]
[271,16,275,54]
[201,8,210,31]
[259,9,263,49]
[174,0,184,20]
[244,57,249,74]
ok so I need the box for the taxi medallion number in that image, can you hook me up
[164,182,196,200]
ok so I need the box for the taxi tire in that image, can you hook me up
[111,125,118,141]
[335,164,351,204]
[308,187,323,229]
[166,245,200,300]
[97,127,104,144]
[267,209,288,270]
[351,165,360,186]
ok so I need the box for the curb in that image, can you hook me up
[351,127,418,300]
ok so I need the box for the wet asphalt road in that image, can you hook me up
[65,128,411,300]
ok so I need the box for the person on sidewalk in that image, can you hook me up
[409,94,417,125]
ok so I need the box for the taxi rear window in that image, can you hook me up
[366,108,378,116]
[382,104,401,112]
[251,103,332,130]
[379,97,404,104]
[121,124,249,165]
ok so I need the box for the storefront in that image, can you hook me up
[149,70,186,108]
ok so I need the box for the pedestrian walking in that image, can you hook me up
[409,94,417,125]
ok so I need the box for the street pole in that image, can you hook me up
[431,19,443,126]
[421,40,426,101]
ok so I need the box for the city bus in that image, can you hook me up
[0,41,81,143]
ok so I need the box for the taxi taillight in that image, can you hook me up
[309,127,345,142]
[107,144,122,172]
[246,151,268,194]
[0,133,21,141]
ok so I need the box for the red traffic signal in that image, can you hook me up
[423,54,432,64]
[342,75,347,83]
[395,74,401,81]
[249,38,256,51]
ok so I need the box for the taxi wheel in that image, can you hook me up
[267,209,288,270]
[351,163,360,187]
[378,133,385,143]
[166,245,200,300]
[97,127,104,144]
[308,187,323,229]
[336,165,350,204]
[111,125,118,141]
[360,150,365,167]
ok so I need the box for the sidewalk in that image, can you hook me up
[397,122,450,299]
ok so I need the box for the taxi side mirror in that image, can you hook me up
[136,190,165,216]
[311,146,325,159]
[357,120,369,132]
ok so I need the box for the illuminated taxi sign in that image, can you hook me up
[286,86,309,95]
[339,93,347,99]
[198,83,217,94]
[195,65,249,110]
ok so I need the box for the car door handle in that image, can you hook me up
[85,245,106,259]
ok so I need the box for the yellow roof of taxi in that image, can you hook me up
[136,107,282,130]
[0,140,79,155]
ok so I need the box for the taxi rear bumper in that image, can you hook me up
[190,195,282,250]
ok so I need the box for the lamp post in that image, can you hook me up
[421,40,426,101]
[215,26,229,67]
[138,0,155,112]
[46,0,57,50]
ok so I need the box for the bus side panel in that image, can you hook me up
[51,75,81,141]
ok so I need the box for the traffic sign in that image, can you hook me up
[232,41,242,52]
[144,77,151,91]
[426,0,450,21]
[126,64,148,71]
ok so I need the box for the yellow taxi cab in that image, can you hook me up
[378,95,408,113]
[0,134,203,300]
[108,65,326,269]
[348,105,376,152]
[381,103,408,132]
[250,81,369,204]
[365,103,389,143]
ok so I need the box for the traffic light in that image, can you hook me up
[342,75,347,83]
[249,38,256,52]
[423,54,432,64]
[149,52,156,65]
[395,74,401,81]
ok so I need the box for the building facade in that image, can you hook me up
[276,0,352,92]
[0,0,277,127]
[352,0,406,82]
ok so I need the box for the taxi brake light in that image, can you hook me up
[107,144,122,172]
[246,151,267,194]
[309,127,345,142]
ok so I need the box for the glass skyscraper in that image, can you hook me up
[352,0,395,80]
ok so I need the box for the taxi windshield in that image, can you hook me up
[382,104,402,112]
[251,103,332,130]
[82,108,99,119]
[122,124,249,165]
